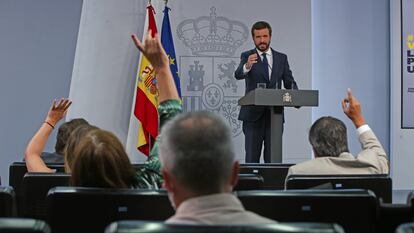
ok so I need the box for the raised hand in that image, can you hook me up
[245,53,258,69]
[45,98,72,127]
[131,30,169,70]
[341,89,365,128]
[131,31,179,102]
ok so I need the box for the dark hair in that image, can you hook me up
[309,116,349,157]
[69,129,137,189]
[251,21,272,37]
[55,118,89,154]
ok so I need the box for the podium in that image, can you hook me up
[238,89,318,163]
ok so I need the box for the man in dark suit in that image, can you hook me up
[235,21,298,163]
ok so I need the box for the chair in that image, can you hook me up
[239,163,293,190]
[236,189,378,233]
[285,174,392,203]
[0,218,51,233]
[234,173,264,190]
[377,203,412,233]
[0,187,17,217]
[47,187,174,233]
[21,173,70,220]
[105,220,345,233]
[8,162,65,216]
[396,223,414,233]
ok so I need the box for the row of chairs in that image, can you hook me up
[0,217,346,233]
[0,184,410,233]
[7,163,393,216]
[9,162,392,200]
[8,162,292,216]
[5,162,396,232]
[3,218,414,233]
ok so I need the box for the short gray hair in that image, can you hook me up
[159,111,235,195]
[309,116,349,157]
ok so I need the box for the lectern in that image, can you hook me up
[238,89,318,163]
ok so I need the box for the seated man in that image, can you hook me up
[159,111,275,225]
[133,31,274,224]
[287,89,389,177]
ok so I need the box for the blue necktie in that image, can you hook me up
[262,53,269,80]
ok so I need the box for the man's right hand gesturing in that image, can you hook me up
[245,53,258,70]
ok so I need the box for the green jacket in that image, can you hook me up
[135,99,182,189]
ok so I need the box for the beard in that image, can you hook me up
[256,41,270,52]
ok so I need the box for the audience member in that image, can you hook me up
[287,89,389,177]
[47,118,89,163]
[24,99,138,188]
[25,118,89,163]
[25,98,73,172]
[131,31,181,189]
[69,128,138,188]
[132,30,275,224]
[63,124,98,172]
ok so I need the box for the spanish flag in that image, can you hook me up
[134,4,159,156]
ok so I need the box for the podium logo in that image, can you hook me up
[283,92,292,103]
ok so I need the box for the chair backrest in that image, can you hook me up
[0,218,51,233]
[239,163,293,190]
[396,223,414,233]
[236,189,378,233]
[8,162,65,216]
[105,220,345,233]
[377,203,412,233]
[285,174,392,203]
[0,187,16,217]
[234,173,264,190]
[47,187,174,233]
[21,173,70,220]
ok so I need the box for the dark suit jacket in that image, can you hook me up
[234,48,297,122]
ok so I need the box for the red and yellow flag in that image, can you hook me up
[134,5,159,156]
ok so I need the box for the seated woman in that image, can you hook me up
[68,128,139,188]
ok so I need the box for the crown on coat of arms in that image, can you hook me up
[176,7,249,57]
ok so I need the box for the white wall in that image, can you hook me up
[0,0,83,184]
[312,0,390,159]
